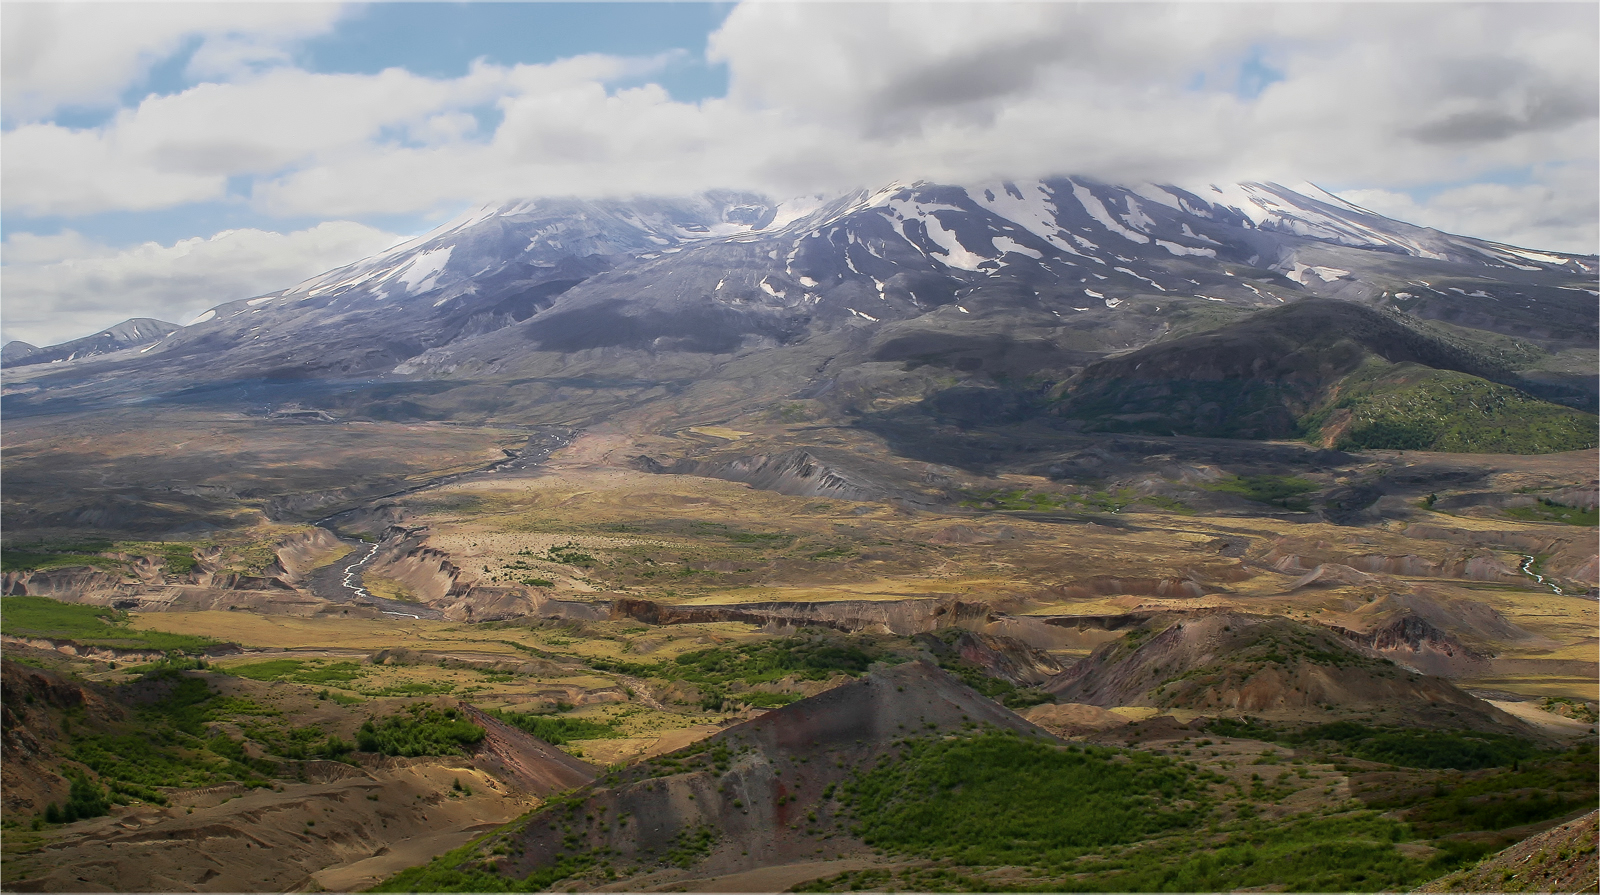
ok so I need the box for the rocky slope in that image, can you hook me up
[1413,809,1598,893]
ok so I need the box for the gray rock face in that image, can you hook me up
[6,179,1594,420]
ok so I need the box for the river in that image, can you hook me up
[304,428,574,619]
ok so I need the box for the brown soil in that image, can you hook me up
[1413,809,1598,893]
[1047,612,1532,734]
[5,762,533,892]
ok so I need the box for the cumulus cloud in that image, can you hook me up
[1,222,403,347]
[1338,164,1600,254]
[0,2,346,121]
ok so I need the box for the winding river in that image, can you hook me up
[305,428,574,619]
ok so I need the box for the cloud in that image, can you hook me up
[0,2,346,122]
[1,222,403,347]
[1338,164,1599,255]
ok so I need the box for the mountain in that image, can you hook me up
[1,318,180,369]
[4,179,1594,440]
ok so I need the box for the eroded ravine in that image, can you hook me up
[305,428,574,618]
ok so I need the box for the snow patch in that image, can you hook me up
[187,309,217,325]
[1286,263,1350,285]
[396,246,453,294]
[1070,182,1150,244]
[247,296,276,307]
[991,236,1042,259]
[1155,240,1215,258]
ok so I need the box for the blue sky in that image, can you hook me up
[3,2,1595,346]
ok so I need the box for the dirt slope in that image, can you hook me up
[1413,809,1598,893]
[1048,612,1529,732]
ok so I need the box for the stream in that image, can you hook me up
[305,428,574,619]
[1519,554,1564,595]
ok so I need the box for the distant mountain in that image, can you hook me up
[5,178,1594,450]
[2,318,180,369]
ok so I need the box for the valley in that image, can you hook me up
[2,178,1595,892]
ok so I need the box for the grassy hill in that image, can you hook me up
[1057,299,1596,454]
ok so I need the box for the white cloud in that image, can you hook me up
[1338,165,1600,255]
[1,222,403,347]
[0,2,346,121]
[10,2,1591,251]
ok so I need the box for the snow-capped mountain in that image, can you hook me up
[6,178,1594,419]
[2,318,180,369]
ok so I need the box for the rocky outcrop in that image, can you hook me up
[1328,614,1490,677]
[633,448,937,507]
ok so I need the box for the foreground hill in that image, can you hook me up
[1414,809,1598,893]
[375,660,1052,892]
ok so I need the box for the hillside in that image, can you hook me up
[374,660,1052,892]
[1047,612,1529,733]
[1056,299,1597,452]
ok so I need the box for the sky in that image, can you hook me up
[2,1,1596,347]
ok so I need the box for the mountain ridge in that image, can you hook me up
[5,178,1594,445]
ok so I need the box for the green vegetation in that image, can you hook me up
[839,732,1207,867]
[356,705,485,756]
[64,668,276,802]
[1,541,120,573]
[0,596,218,653]
[1200,475,1319,511]
[1362,742,1599,839]
[959,488,1137,514]
[371,837,598,893]
[243,723,353,761]
[1504,498,1598,526]
[740,690,800,708]
[544,542,596,567]
[1306,365,1597,454]
[41,774,110,825]
[224,658,365,686]
[803,730,1516,893]
[1538,696,1598,723]
[1206,719,1540,770]
[483,709,622,745]
[960,489,1074,512]
[593,636,884,712]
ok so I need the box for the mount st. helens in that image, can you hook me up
[4,178,1594,434]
